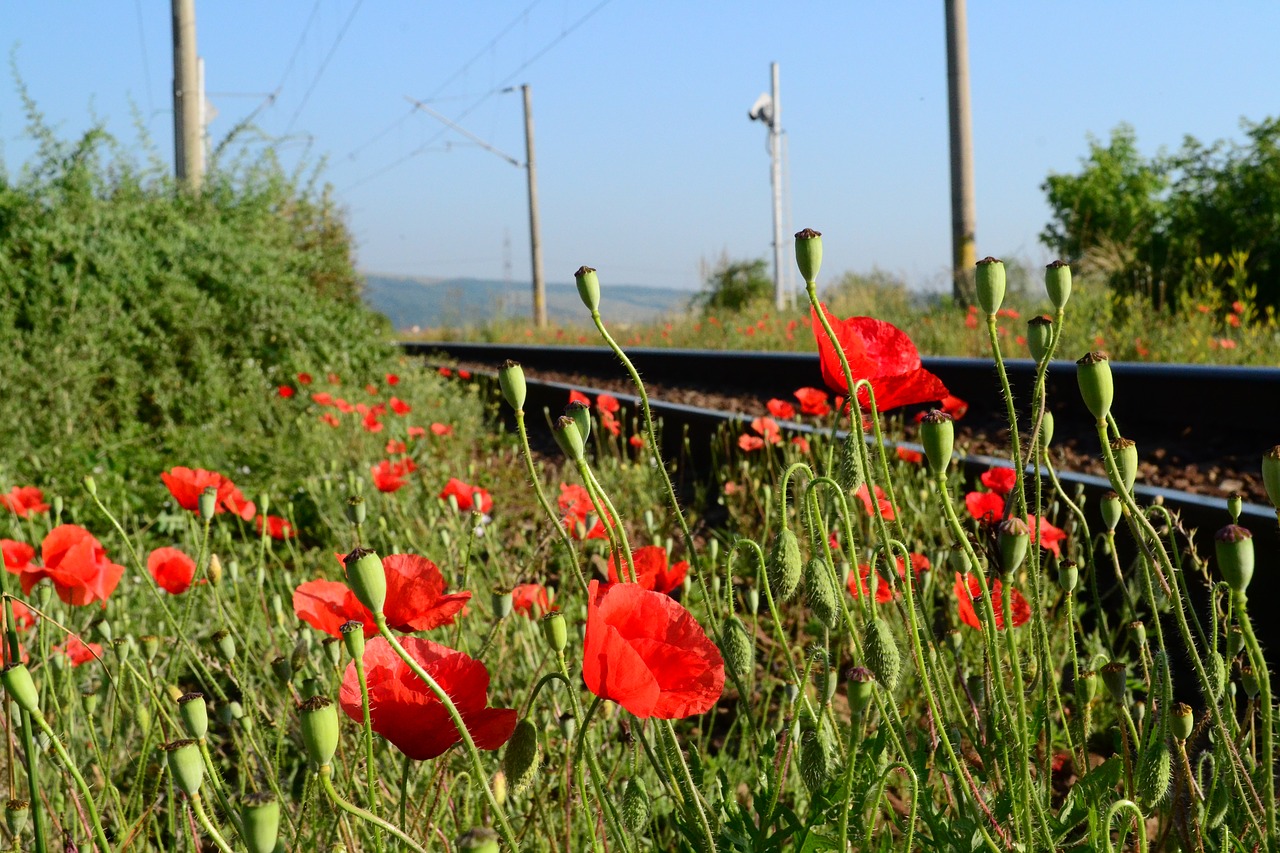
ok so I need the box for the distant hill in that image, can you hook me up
[362,273,692,330]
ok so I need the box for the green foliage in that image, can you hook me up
[691,254,772,313]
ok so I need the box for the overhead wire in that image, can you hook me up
[284,0,367,134]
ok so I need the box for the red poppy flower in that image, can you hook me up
[811,304,950,413]
[439,478,492,514]
[767,399,796,420]
[385,439,407,455]
[8,599,36,632]
[965,491,1005,523]
[372,459,411,493]
[751,417,782,444]
[298,372,314,385]
[458,369,472,380]
[339,636,515,760]
[328,372,341,384]
[955,573,1030,629]
[896,446,924,464]
[160,468,256,520]
[54,635,104,667]
[512,583,554,618]
[278,386,295,398]
[430,423,453,437]
[597,394,620,415]
[980,467,1019,497]
[1029,514,1067,558]
[940,395,969,420]
[437,367,453,378]
[311,391,334,406]
[738,434,765,452]
[148,547,197,595]
[582,580,724,719]
[320,413,341,427]
[794,387,831,417]
[629,434,645,449]
[20,525,125,607]
[2,540,34,574]
[568,390,590,407]
[365,383,379,395]
[362,413,385,433]
[853,484,896,520]
[848,562,895,604]
[559,483,608,540]
[0,486,49,519]
[606,546,688,595]
[390,397,412,416]
[336,399,355,414]
[407,426,426,440]
[295,553,471,638]
[255,515,296,540]
[791,436,811,454]
[386,373,400,385]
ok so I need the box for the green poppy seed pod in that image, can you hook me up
[804,558,839,629]
[845,665,876,715]
[1110,437,1138,493]
[798,717,835,793]
[975,257,1006,315]
[456,828,502,853]
[541,612,567,653]
[552,415,586,462]
[271,656,293,686]
[299,696,339,767]
[491,588,513,619]
[83,475,97,497]
[1227,625,1244,658]
[81,687,100,715]
[1101,491,1123,532]
[1129,620,1147,647]
[1241,664,1260,699]
[621,777,651,834]
[1076,669,1098,705]
[564,400,592,447]
[998,517,1030,577]
[794,228,823,284]
[767,527,803,602]
[241,792,280,853]
[1076,352,1114,422]
[1044,259,1073,309]
[346,495,366,527]
[864,616,901,692]
[178,692,208,740]
[502,719,540,796]
[164,739,205,796]
[719,616,754,685]
[340,621,365,662]
[498,360,527,411]
[1226,492,1243,523]
[820,667,839,706]
[919,410,954,474]
[574,266,601,312]
[1215,524,1254,595]
[1101,661,1127,703]
[97,620,114,644]
[1027,315,1054,364]
[1057,559,1079,592]
[343,548,387,615]
[199,487,218,521]
[966,674,986,708]
[140,634,160,662]
[323,637,341,668]
[1137,740,1172,808]
[1,665,38,714]
[212,629,236,662]
[4,799,29,838]
[1263,446,1280,509]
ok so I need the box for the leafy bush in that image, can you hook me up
[690,253,772,313]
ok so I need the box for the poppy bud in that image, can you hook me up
[1040,411,1055,448]
[621,777,651,833]
[1214,525,1254,595]
[491,588,513,619]
[1109,437,1138,493]
[178,692,208,740]
[1075,669,1098,705]
[1075,352,1113,422]
[804,558,839,629]
[819,666,839,706]
[1127,620,1146,649]
[719,616,754,686]
[456,828,501,853]
[212,629,236,662]
[919,410,954,474]
[845,665,875,716]
[794,228,823,284]
[745,585,760,616]
[346,495,366,527]
[798,717,835,792]
[574,266,601,312]
[291,636,310,675]
[1133,699,1146,727]
[864,616,901,692]
[343,548,387,615]
[84,475,97,497]
[4,800,29,838]
[1026,315,1054,364]
[552,416,586,462]
[768,528,803,602]
[207,553,223,586]
[1207,651,1226,701]
[1241,664,1260,699]
[1137,740,1172,808]
[1057,559,1078,592]
[975,257,1006,315]
[1,665,38,714]
[541,612,567,653]
[498,360,527,412]
[1221,493,1243,525]
[272,656,293,686]
[1263,446,1280,510]
[340,621,365,661]
[1044,260,1072,310]
[164,739,204,796]
[1227,625,1244,658]
[323,637,341,668]
[1101,661,1127,703]
[1101,491,1122,532]
[492,770,507,806]
[241,792,280,853]
[502,719,540,796]
[299,696,340,768]
[998,518,1029,577]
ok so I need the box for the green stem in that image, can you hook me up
[1103,799,1148,853]
[354,653,385,853]
[30,709,110,853]
[1234,592,1276,840]
[513,409,585,594]
[318,766,429,853]
[189,792,235,853]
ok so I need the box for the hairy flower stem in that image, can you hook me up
[513,409,585,594]
[29,707,110,852]
[577,460,636,582]
[352,654,385,853]
[375,618,518,850]
[572,696,638,853]
[1104,799,1149,853]
[1233,593,1276,839]
[189,792,235,853]
[318,766,428,853]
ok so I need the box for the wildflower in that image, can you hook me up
[362,413,384,433]
[335,399,355,413]
[896,447,924,464]
[311,391,334,406]
[965,310,979,330]
[794,387,831,417]
[997,308,1020,319]
[791,436,811,454]
[439,478,493,514]
[277,386,295,398]
[596,394,620,415]
[407,425,426,439]
[1232,300,1246,314]
[372,460,411,493]
[1227,314,1241,328]
[582,580,724,719]
[1219,338,1238,349]
[338,637,516,760]
[294,554,470,638]
[954,573,1030,629]
[0,487,49,519]
[600,411,622,437]
[629,434,645,449]
[458,369,472,380]
[559,483,609,540]
[430,423,453,437]
[568,390,591,407]
[751,417,782,444]
[298,372,314,385]
[980,467,1018,497]
[848,554,928,603]
[512,584,554,618]
[811,305,950,412]
[738,434,765,452]
[161,468,256,520]
[390,397,412,416]
[327,373,341,384]
[8,599,35,631]
[20,525,125,606]
[148,547,197,595]
[256,515,295,540]
[386,373,400,385]
[53,635,104,667]
[1028,514,1067,558]
[320,413,340,427]
[768,398,796,420]
[1197,304,1211,314]
[606,546,688,595]
[853,484,896,520]
[385,440,407,455]
[438,367,453,378]
[965,491,1004,523]
[2,540,34,574]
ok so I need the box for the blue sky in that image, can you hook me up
[4,2,1280,296]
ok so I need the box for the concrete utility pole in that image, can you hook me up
[521,85,547,328]
[945,0,976,302]
[172,0,204,189]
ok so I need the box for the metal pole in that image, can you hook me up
[171,0,203,189]
[945,0,976,302]
[769,62,786,310]
[522,85,547,328]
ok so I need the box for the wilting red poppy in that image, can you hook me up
[896,446,924,464]
[54,635,104,667]
[794,387,831,417]
[372,459,411,493]
[148,547,197,595]
[582,580,724,719]
[390,397,412,416]
[2,540,34,574]
[277,386,295,398]
[160,468,256,520]
[339,636,516,760]
[1029,514,1067,558]
[811,305,950,413]
[965,491,1005,523]
[439,478,492,514]
[21,525,125,607]
[955,573,1030,629]
[767,399,796,420]
[606,546,688,595]
[596,394,620,415]
[295,553,471,638]
[853,484,896,520]
[751,417,782,444]
[512,583,554,618]
[430,423,453,437]
[738,434,765,452]
[1,487,49,518]
[298,372,314,385]
[559,483,608,540]
[256,515,296,540]
[980,467,1019,497]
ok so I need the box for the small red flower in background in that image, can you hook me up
[362,413,385,433]
[568,390,590,407]
[848,553,929,603]
[320,413,341,428]
[997,308,1020,319]
[939,395,968,420]
[607,546,688,595]
[1,487,49,518]
[1232,300,1246,314]
[512,583,554,618]
[277,386,295,399]
[582,580,724,719]
[336,399,355,414]
[629,434,645,449]
[965,491,1004,523]
[559,483,609,540]
[791,436,811,454]
[458,369,472,380]
[148,547,197,595]
[812,305,950,413]
[256,515,295,540]
[1029,514,1067,558]
[430,423,453,437]
[365,383,379,395]
[372,459,413,493]
[980,467,1019,497]
[22,525,125,607]
[2,540,34,574]
[295,554,470,639]
[596,394,620,415]
[439,478,492,514]
[298,372,314,385]
[738,434,765,452]
[328,373,341,384]
[53,635,104,667]
[339,636,516,761]
[853,484,896,520]
[600,411,622,437]
[390,397,412,416]
[438,367,453,378]
[386,439,407,455]
[751,417,782,444]
[896,446,924,464]
[407,426,426,440]
[311,391,334,406]
[8,599,36,631]
[1218,338,1238,350]
[386,373,400,386]
[767,398,796,420]
[794,387,830,417]
[161,468,256,520]
[955,573,1030,629]
[1227,314,1241,328]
